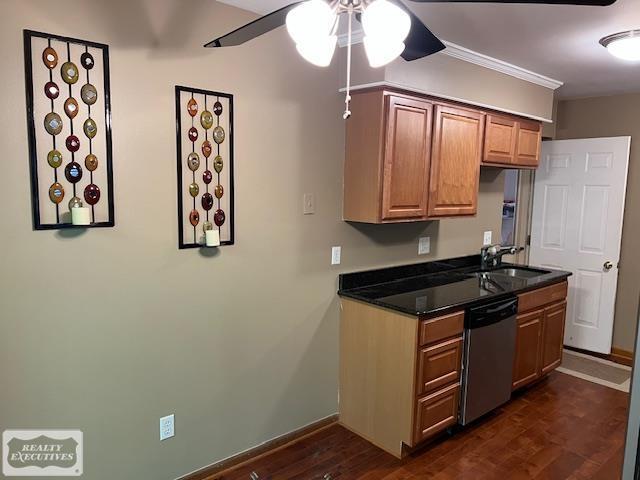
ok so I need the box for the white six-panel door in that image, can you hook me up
[530,137,630,354]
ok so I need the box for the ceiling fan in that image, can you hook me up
[206,0,616,118]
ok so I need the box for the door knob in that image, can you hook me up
[604,261,614,271]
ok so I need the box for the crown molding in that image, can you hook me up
[337,28,563,91]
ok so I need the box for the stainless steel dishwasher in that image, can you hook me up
[460,296,518,426]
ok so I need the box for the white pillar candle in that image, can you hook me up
[71,207,91,226]
[205,229,220,247]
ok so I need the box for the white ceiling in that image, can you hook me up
[217,0,640,98]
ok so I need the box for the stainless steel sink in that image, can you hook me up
[492,267,549,278]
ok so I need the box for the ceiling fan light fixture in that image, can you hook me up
[296,35,338,67]
[600,30,640,61]
[364,37,405,68]
[286,0,336,45]
[362,0,411,43]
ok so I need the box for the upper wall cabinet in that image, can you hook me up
[343,88,543,223]
[482,114,542,168]
[428,105,484,217]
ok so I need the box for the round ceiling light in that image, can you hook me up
[600,30,640,61]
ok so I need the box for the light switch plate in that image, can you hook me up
[160,414,175,441]
[418,237,431,255]
[331,246,341,265]
[483,231,492,246]
[303,193,315,215]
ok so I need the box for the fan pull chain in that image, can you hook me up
[343,4,354,120]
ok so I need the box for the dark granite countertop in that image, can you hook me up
[337,255,571,318]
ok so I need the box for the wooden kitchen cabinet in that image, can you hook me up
[482,114,542,168]
[512,281,568,391]
[428,105,484,217]
[339,299,464,458]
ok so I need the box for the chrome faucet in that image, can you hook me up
[480,244,524,270]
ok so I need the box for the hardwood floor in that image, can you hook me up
[213,372,629,480]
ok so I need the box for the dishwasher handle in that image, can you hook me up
[466,297,518,329]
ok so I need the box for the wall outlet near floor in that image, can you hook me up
[160,414,175,441]
[331,246,341,265]
[418,237,431,255]
[303,193,315,215]
[483,231,493,246]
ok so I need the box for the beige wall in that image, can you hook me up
[340,46,555,121]
[0,2,512,479]
[556,94,640,352]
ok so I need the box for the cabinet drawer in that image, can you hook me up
[518,281,568,313]
[414,383,460,444]
[419,311,464,346]
[417,337,463,396]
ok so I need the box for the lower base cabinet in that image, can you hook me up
[339,280,568,458]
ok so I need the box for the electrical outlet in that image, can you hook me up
[160,414,175,441]
[331,246,341,265]
[303,193,315,215]
[418,237,431,255]
[483,231,492,246]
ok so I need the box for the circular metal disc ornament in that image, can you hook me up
[188,127,198,142]
[44,112,63,135]
[85,154,98,171]
[189,182,199,198]
[47,149,63,168]
[213,126,225,144]
[80,52,95,70]
[203,221,213,232]
[68,196,83,211]
[187,98,198,117]
[187,152,200,172]
[213,156,224,173]
[200,110,213,130]
[84,183,101,206]
[81,83,98,105]
[64,97,79,119]
[49,182,65,204]
[66,135,80,152]
[214,209,226,227]
[43,47,59,69]
[189,209,200,227]
[64,161,83,184]
[83,118,97,139]
[201,193,214,211]
[61,61,79,84]
[203,170,212,184]
[213,101,223,116]
[201,140,212,158]
[214,184,224,199]
[44,81,60,100]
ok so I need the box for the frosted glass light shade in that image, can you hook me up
[600,31,640,61]
[286,0,336,45]
[362,0,411,43]
[364,37,405,68]
[296,35,338,67]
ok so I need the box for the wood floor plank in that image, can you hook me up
[210,373,629,480]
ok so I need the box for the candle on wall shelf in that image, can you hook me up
[69,197,91,226]
[203,222,220,247]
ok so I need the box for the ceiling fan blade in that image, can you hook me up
[392,0,446,61]
[408,0,616,5]
[204,2,303,48]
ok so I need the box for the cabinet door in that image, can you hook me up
[512,308,543,391]
[541,301,567,375]
[483,114,517,165]
[428,105,484,217]
[515,120,542,167]
[417,337,463,396]
[414,383,459,444]
[381,95,432,220]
